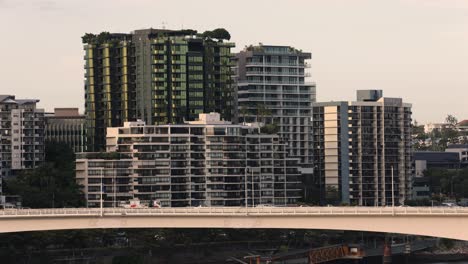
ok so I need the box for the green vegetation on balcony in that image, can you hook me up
[260,123,279,134]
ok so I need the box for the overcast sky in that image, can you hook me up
[1,0,467,123]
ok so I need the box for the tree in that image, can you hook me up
[260,123,279,134]
[4,142,85,208]
[239,106,249,123]
[256,103,272,124]
[446,114,458,128]
[325,186,340,205]
[424,168,468,200]
[442,114,460,145]
[81,33,95,44]
[210,28,231,40]
[201,28,231,40]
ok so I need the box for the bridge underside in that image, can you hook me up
[1,214,466,241]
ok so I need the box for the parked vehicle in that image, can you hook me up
[441,202,457,207]
[120,198,148,208]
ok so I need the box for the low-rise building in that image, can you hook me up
[413,151,460,177]
[456,120,468,133]
[424,123,449,134]
[76,113,302,207]
[446,144,468,163]
[412,150,466,200]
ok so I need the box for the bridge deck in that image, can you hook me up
[1,207,468,240]
[0,206,467,217]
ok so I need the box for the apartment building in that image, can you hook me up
[76,113,302,208]
[0,95,45,181]
[312,90,412,206]
[234,45,316,168]
[83,29,234,151]
[45,108,85,152]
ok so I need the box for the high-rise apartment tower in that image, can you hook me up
[83,28,234,151]
[312,90,412,206]
[234,45,316,167]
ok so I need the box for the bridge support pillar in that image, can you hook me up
[383,242,392,264]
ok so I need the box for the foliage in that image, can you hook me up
[239,106,249,123]
[201,28,231,40]
[112,255,144,264]
[425,168,468,199]
[256,103,272,124]
[412,114,463,151]
[81,33,95,44]
[81,32,111,44]
[4,142,85,208]
[405,199,432,206]
[178,29,197,36]
[446,114,458,127]
[325,186,341,205]
[439,238,456,249]
[260,123,279,134]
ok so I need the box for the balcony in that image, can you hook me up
[246,71,312,77]
[246,62,311,68]
[152,49,166,55]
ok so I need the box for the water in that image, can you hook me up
[431,263,468,264]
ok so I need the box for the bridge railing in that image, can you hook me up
[1,206,468,217]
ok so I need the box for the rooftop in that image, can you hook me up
[414,151,460,162]
[0,95,39,105]
[457,120,468,127]
[447,144,468,149]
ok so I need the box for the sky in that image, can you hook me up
[0,0,467,124]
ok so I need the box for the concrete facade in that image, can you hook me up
[0,95,44,184]
[234,45,316,167]
[312,90,412,206]
[76,113,302,207]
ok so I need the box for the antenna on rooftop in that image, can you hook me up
[162,21,167,29]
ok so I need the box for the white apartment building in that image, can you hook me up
[76,113,302,207]
[0,95,45,193]
[234,45,316,168]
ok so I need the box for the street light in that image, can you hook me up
[113,163,116,208]
[244,167,248,208]
[313,165,323,206]
[391,166,395,207]
[251,168,255,207]
[100,167,104,217]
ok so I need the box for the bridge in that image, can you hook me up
[1,206,467,240]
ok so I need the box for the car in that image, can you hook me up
[441,202,457,207]
[255,204,274,207]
